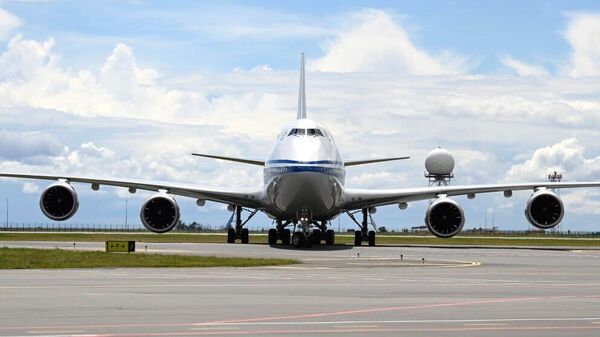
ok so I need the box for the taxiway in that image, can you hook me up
[0,242,599,336]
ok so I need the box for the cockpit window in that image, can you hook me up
[287,128,324,137]
[288,128,306,136]
[307,128,324,137]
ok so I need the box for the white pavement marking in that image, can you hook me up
[196,317,600,326]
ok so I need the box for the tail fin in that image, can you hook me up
[297,52,306,119]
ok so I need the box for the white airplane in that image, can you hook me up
[2,53,600,248]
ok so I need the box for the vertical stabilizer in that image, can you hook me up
[297,53,307,119]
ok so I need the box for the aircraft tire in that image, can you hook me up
[291,232,305,248]
[354,230,362,246]
[227,228,235,243]
[281,229,291,245]
[325,230,335,245]
[368,230,376,246]
[268,228,278,245]
[241,228,249,244]
[311,229,322,245]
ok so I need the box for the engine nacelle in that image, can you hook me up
[39,181,79,221]
[525,189,564,229]
[425,197,465,238]
[140,192,180,233]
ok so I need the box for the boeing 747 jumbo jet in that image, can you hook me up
[2,54,600,248]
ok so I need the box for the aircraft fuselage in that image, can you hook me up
[263,118,345,222]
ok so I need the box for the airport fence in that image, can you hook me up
[0,223,599,237]
[0,223,148,233]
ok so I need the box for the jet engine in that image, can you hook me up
[39,181,79,221]
[525,189,564,229]
[425,197,465,238]
[140,192,180,233]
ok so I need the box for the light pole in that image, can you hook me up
[5,197,8,227]
[125,199,128,231]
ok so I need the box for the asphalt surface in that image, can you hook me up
[0,241,599,337]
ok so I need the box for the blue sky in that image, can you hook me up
[1,1,600,232]
[4,0,599,72]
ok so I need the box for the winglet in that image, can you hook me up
[297,52,306,119]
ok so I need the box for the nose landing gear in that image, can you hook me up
[291,231,306,247]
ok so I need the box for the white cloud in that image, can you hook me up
[182,7,331,40]
[22,181,39,193]
[562,190,600,215]
[504,138,600,215]
[0,130,63,160]
[0,7,20,40]
[348,171,407,189]
[100,43,160,99]
[564,13,600,77]
[311,9,467,75]
[504,138,600,182]
[501,55,549,77]
[2,14,600,228]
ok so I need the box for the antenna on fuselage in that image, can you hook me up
[297,52,307,120]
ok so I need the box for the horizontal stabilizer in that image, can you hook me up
[345,156,410,167]
[191,153,265,166]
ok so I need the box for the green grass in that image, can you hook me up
[0,247,297,269]
[0,232,599,247]
[0,233,244,243]
[360,235,600,247]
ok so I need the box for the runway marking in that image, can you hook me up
[9,325,600,336]
[187,327,239,331]
[266,266,332,270]
[572,250,600,255]
[202,295,584,325]
[345,259,481,268]
[300,257,482,268]
[2,317,600,337]
[1,297,598,332]
[26,331,84,334]
[211,317,600,326]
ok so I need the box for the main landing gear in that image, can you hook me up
[268,221,292,246]
[226,205,258,244]
[347,208,377,246]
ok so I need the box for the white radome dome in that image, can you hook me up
[425,147,455,176]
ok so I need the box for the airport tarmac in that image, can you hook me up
[0,241,599,336]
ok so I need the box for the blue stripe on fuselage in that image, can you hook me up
[267,159,343,165]
[264,165,345,183]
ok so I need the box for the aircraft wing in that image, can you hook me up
[344,156,409,166]
[0,172,264,208]
[191,153,265,166]
[342,182,600,210]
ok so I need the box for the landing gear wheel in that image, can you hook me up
[291,232,305,248]
[310,229,322,245]
[354,230,362,246]
[281,228,291,245]
[268,228,278,245]
[325,230,335,246]
[368,230,376,246]
[227,227,235,243]
[241,228,249,244]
